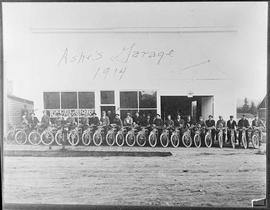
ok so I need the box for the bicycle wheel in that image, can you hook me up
[182,133,192,148]
[15,130,27,145]
[170,133,180,148]
[251,134,259,149]
[136,132,147,147]
[82,130,91,146]
[68,130,80,146]
[231,134,236,149]
[242,134,247,149]
[148,132,157,147]
[218,133,223,149]
[106,131,115,146]
[28,131,42,145]
[193,134,201,148]
[55,130,63,146]
[93,131,102,146]
[41,130,54,145]
[126,132,136,147]
[160,133,169,148]
[116,132,125,147]
[7,130,15,143]
[204,134,212,148]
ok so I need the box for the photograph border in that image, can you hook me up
[1,1,269,209]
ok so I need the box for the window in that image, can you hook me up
[101,91,114,104]
[61,92,77,109]
[78,92,95,109]
[120,91,138,108]
[119,90,157,119]
[139,91,157,108]
[43,92,60,109]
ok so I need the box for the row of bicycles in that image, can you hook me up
[5,123,262,149]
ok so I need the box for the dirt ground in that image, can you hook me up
[3,143,266,207]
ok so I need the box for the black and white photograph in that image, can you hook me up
[2,2,268,208]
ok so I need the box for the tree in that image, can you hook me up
[242,97,250,113]
[249,101,257,115]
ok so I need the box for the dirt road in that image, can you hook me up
[3,144,266,207]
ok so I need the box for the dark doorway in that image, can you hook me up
[161,96,202,121]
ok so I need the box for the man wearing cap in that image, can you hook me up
[227,115,237,142]
[252,115,265,145]
[113,114,123,128]
[205,115,216,141]
[124,113,133,126]
[100,111,110,126]
[174,114,185,129]
[165,114,174,127]
[40,110,51,130]
[237,114,250,145]
[216,116,226,141]
[133,112,142,126]
[91,112,100,126]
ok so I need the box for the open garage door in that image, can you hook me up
[161,96,213,121]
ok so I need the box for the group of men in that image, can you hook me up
[21,104,265,144]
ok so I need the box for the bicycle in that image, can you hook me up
[204,128,214,148]
[170,127,181,148]
[106,124,118,146]
[14,124,30,145]
[182,128,193,148]
[216,127,226,149]
[148,125,159,147]
[160,126,170,148]
[116,126,128,147]
[193,126,204,148]
[125,125,139,147]
[81,124,96,146]
[250,127,261,149]
[68,126,81,146]
[228,128,236,149]
[40,126,55,145]
[93,125,106,146]
[238,127,248,149]
[136,126,150,147]
[28,125,43,145]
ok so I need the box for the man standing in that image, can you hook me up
[237,114,250,145]
[40,110,51,130]
[113,114,123,128]
[100,111,110,126]
[133,112,141,126]
[28,112,39,130]
[91,113,100,126]
[205,115,216,141]
[196,116,206,128]
[174,114,185,129]
[107,110,114,125]
[227,115,237,142]
[123,113,133,126]
[165,114,174,127]
[252,115,265,145]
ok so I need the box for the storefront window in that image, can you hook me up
[101,91,114,104]
[61,92,77,109]
[78,92,95,109]
[43,92,60,109]
[139,91,157,108]
[120,91,138,108]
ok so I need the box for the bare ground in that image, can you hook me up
[3,143,266,207]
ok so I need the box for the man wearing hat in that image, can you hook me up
[153,113,164,137]
[91,112,100,126]
[123,112,133,126]
[227,115,237,142]
[113,113,123,128]
[205,115,216,141]
[133,112,142,126]
[237,114,250,145]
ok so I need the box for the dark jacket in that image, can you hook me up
[113,118,123,127]
[133,116,142,125]
[175,119,185,127]
[238,119,250,128]
[205,119,215,128]
[165,119,174,127]
[153,118,163,127]
[227,120,237,129]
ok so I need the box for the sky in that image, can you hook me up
[2,2,268,115]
